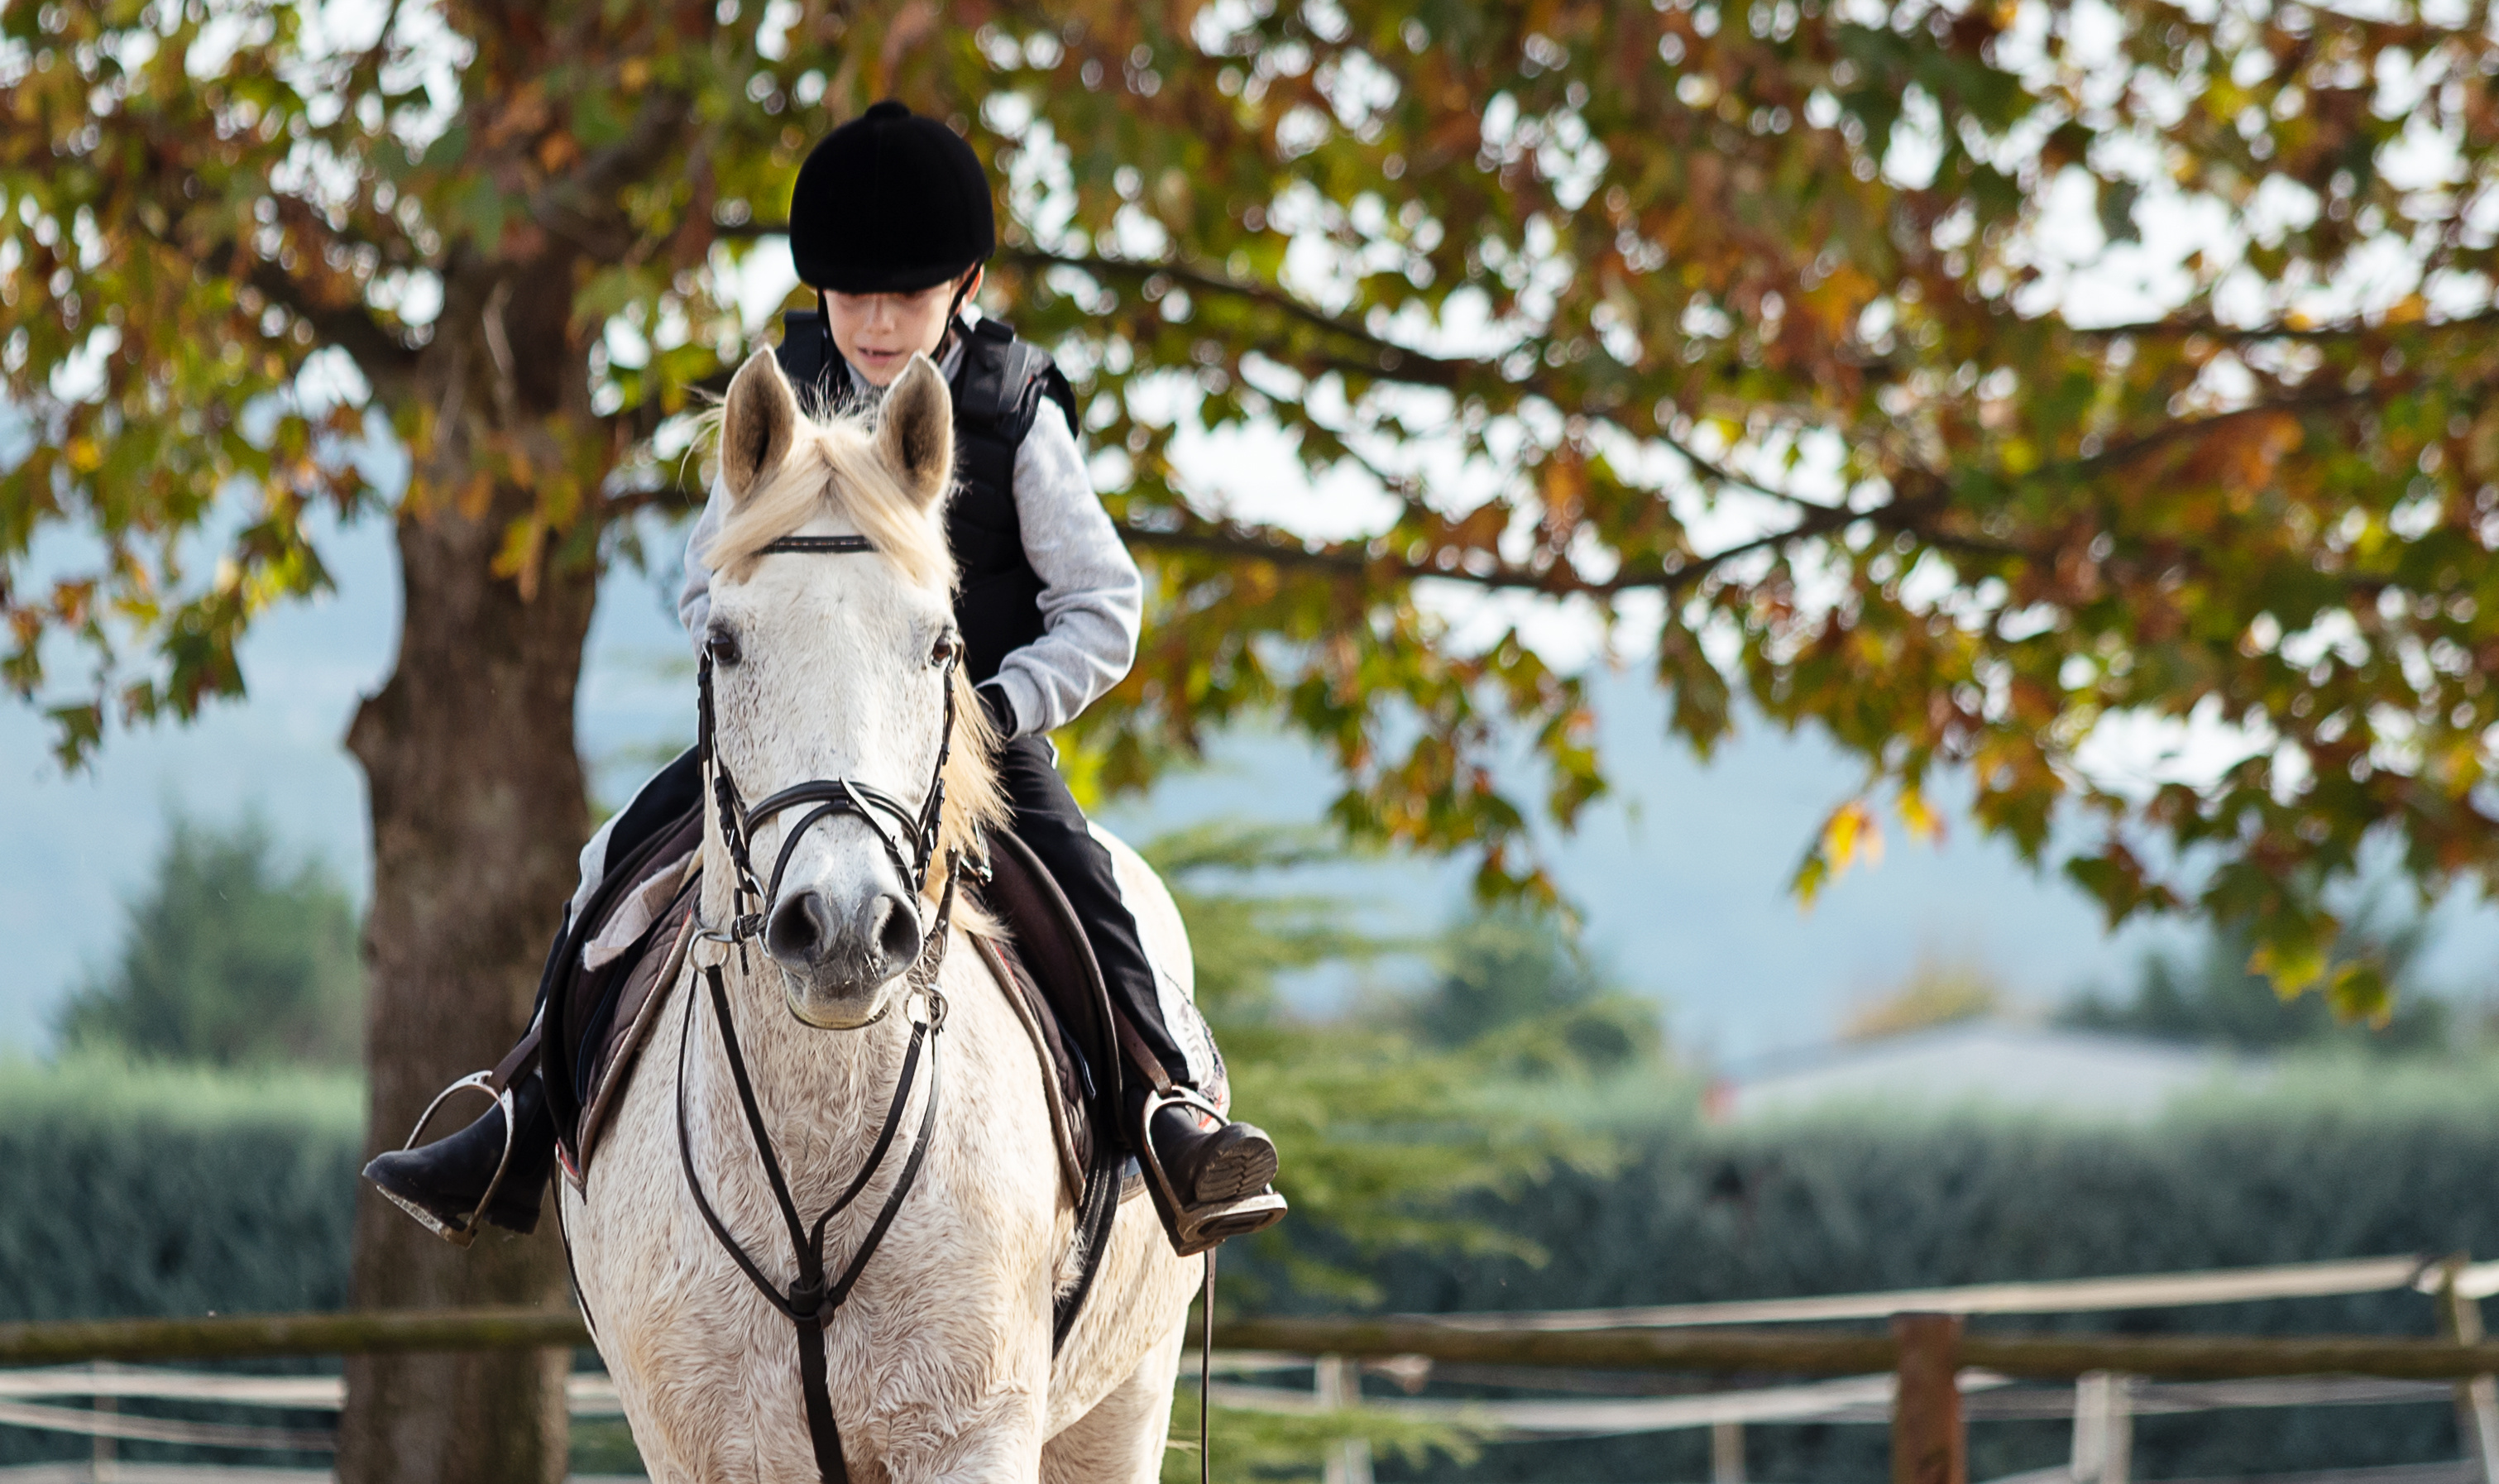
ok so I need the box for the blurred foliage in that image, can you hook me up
[1367,1065,2499,1481]
[1840,951,2008,1041]
[18,0,2499,1014]
[1146,820,1578,1480]
[0,1055,364,1330]
[53,812,366,1069]
[2061,899,2458,1054]
[1402,905,1664,1076]
[0,1051,364,1132]
[1162,1376,1487,1484]
[1146,821,1586,1304]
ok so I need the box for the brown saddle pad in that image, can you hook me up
[554,828,1111,1203]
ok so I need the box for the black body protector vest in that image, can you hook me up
[774,311,1080,685]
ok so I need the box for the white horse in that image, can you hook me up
[562,347,1199,1482]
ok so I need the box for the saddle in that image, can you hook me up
[539,810,1116,1211]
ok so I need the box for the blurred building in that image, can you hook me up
[1711,1022,2252,1122]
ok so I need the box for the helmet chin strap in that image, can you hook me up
[942,266,978,341]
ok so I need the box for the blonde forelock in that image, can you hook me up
[707,409,954,593]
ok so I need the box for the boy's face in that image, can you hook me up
[825,267,983,386]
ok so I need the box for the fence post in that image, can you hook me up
[1317,1354,1373,1484]
[2439,1255,2499,1484]
[2072,1372,2134,1484]
[89,1361,115,1484]
[1892,1312,1965,1484]
[1711,1418,1745,1484]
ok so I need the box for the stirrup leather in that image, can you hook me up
[381,1070,521,1249]
[1131,1084,1286,1259]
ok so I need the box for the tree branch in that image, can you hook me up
[242,256,420,389]
[531,91,695,259]
[1119,516,1690,597]
[2073,389,2377,474]
[1654,423,1830,510]
[1002,246,1475,389]
[2071,306,2499,343]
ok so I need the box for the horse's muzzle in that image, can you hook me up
[765,886,926,1025]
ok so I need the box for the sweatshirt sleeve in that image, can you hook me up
[676,471,733,649]
[986,397,1142,736]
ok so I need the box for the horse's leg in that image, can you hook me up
[1041,1318,1187,1484]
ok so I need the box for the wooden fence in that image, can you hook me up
[4,1251,2497,1484]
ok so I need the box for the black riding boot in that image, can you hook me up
[363,1070,559,1242]
[1127,1083,1287,1253]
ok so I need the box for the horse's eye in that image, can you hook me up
[933,635,959,668]
[706,627,743,668]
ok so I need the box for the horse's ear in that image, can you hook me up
[875,353,955,510]
[719,348,799,505]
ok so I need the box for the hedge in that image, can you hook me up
[0,1057,361,1467]
[1367,1057,2499,1482]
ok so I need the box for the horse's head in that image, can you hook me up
[700,347,1001,1028]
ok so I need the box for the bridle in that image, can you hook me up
[678,529,967,1484]
[695,532,964,968]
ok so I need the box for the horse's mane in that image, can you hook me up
[701,401,1007,902]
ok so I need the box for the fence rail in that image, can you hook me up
[0,1310,586,1368]
[1217,1315,2499,1384]
[1430,1254,2442,1331]
[6,1283,2497,1484]
[7,1304,2499,1383]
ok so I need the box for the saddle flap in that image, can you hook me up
[566,880,701,1185]
[971,931,1090,1204]
[543,806,703,1136]
[976,828,1120,1108]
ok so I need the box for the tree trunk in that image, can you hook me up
[338,491,596,1483]
[338,251,603,1482]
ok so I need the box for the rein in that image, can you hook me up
[677,530,964,1484]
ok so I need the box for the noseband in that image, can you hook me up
[678,529,967,1484]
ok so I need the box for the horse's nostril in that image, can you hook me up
[874,893,923,969]
[767,892,835,965]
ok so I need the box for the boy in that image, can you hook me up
[366,101,1285,1257]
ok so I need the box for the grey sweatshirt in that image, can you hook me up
[675,335,1142,740]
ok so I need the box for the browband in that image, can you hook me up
[760,535,875,555]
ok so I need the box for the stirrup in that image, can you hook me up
[1132,1084,1288,1259]
[380,1070,520,1249]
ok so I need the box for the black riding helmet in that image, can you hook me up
[789,100,996,295]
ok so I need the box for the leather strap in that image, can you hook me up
[485,1017,542,1094]
[760,535,874,555]
[793,1317,848,1483]
[1052,1134,1125,1354]
[1199,1250,1217,1484]
[674,952,945,1484]
[1114,1009,1178,1098]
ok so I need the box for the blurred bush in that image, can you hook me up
[0,1056,362,1467]
[1372,1060,2499,1482]
[52,812,365,1069]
